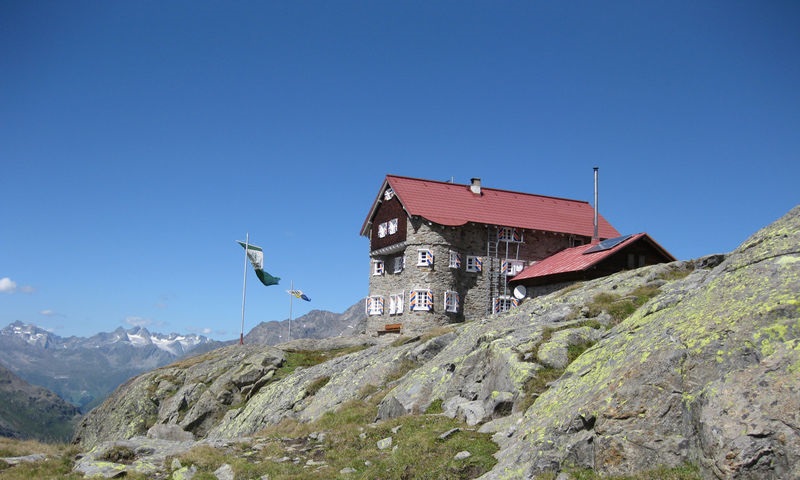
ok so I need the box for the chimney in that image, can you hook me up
[470,177,482,195]
[593,167,599,242]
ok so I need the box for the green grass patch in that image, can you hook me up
[426,398,444,414]
[586,285,662,324]
[519,365,564,412]
[273,346,368,382]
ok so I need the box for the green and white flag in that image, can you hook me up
[237,241,280,286]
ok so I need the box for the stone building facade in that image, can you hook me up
[361,175,618,337]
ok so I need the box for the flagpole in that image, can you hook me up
[288,280,293,341]
[240,232,249,345]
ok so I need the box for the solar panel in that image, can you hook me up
[583,234,634,254]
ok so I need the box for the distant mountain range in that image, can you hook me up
[0,301,366,419]
[0,321,226,413]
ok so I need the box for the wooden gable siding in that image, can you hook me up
[370,195,408,251]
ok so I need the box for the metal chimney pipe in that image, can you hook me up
[593,167,599,242]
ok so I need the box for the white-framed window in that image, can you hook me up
[417,249,434,267]
[392,256,405,273]
[410,289,433,311]
[502,259,525,276]
[444,290,460,313]
[366,296,384,316]
[384,188,395,201]
[389,293,404,315]
[372,260,385,276]
[466,255,483,272]
[493,295,518,314]
[498,227,522,242]
[449,250,462,269]
[388,218,398,235]
[378,222,388,238]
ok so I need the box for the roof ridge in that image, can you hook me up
[385,174,592,205]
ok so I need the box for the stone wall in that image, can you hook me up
[366,216,583,336]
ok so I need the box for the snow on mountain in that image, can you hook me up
[0,321,215,355]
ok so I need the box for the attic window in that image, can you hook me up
[498,228,522,243]
[377,218,399,239]
[384,188,395,200]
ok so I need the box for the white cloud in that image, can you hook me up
[0,277,17,293]
[0,277,34,294]
[40,309,64,317]
[125,316,153,327]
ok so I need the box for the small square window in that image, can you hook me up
[410,289,433,311]
[449,251,462,269]
[366,296,384,316]
[493,296,517,314]
[389,293,404,315]
[444,290,460,313]
[393,256,405,273]
[466,256,482,272]
[417,249,434,267]
[502,259,525,276]
[498,228,522,242]
[372,260,385,276]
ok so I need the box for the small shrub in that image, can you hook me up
[305,376,330,397]
[99,445,136,464]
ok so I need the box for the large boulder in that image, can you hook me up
[480,206,800,479]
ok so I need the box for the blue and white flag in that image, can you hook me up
[288,289,311,302]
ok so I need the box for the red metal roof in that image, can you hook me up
[511,232,676,282]
[361,175,620,239]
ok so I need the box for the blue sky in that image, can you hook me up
[2,1,798,340]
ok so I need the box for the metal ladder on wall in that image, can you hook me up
[487,228,500,314]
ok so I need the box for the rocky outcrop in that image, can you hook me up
[73,206,800,480]
[73,344,286,448]
[480,205,800,479]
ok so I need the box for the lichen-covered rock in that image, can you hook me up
[74,344,285,448]
[480,206,800,479]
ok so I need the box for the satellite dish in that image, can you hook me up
[513,285,527,300]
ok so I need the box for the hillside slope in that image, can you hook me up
[0,364,81,443]
[72,206,800,479]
